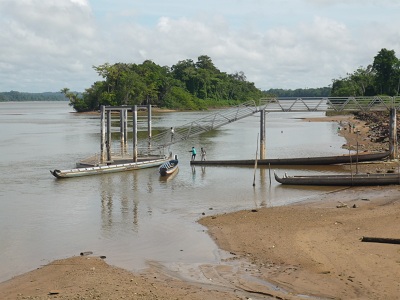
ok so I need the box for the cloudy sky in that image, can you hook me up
[1,0,399,93]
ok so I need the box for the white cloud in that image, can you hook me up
[70,0,89,6]
[0,0,99,92]
[0,0,400,92]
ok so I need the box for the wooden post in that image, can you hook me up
[106,109,112,162]
[147,103,152,152]
[356,131,359,174]
[253,133,259,187]
[133,105,138,162]
[120,109,125,155]
[124,109,128,153]
[100,105,106,164]
[389,108,397,159]
[362,236,400,244]
[260,109,266,159]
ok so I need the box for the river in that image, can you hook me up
[0,101,350,282]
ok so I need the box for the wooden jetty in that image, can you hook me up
[51,104,169,178]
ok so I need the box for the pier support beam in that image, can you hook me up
[106,110,112,162]
[389,108,397,159]
[133,105,138,162]
[147,103,152,151]
[100,105,106,164]
[124,109,128,152]
[120,108,128,155]
[260,109,266,159]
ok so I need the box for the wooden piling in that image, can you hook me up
[133,105,138,162]
[260,109,266,159]
[106,110,112,162]
[389,108,397,159]
[147,103,152,150]
[123,109,128,153]
[120,109,125,155]
[100,105,106,163]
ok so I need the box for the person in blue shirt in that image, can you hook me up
[189,147,197,161]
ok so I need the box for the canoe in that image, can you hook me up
[274,172,400,186]
[50,157,169,179]
[159,159,179,176]
[190,151,390,166]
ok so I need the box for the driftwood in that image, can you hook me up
[361,236,400,244]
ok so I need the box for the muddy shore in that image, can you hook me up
[1,113,400,299]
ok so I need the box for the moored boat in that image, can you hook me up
[190,151,390,166]
[50,157,169,179]
[274,171,400,186]
[159,156,179,176]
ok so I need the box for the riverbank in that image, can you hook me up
[1,113,400,299]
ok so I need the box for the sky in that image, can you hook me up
[1,0,400,93]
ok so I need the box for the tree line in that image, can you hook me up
[0,91,66,102]
[3,49,399,107]
[331,48,400,97]
[264,87,331,97]
[62,55,264,112]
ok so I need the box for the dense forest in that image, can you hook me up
[0,86,331,104]
[330,48,400,97]
[0,91,66,102]
[62,55,338,112]
[62,55,264,112]
[2,49,399,110]
[264,87,331,97]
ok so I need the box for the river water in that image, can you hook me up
[0,101,350,282]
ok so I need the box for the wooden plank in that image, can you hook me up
[361,236,400,244]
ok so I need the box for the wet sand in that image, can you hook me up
[2,114,400,299]
[200,185,400,299]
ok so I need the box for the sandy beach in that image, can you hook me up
[2,114,400,299]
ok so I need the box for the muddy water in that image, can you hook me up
[0,101,350,282]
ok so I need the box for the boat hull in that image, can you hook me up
[190,151,390,166]
[274,172,400,186]
[159,159,179,176]
[50,157,169,178]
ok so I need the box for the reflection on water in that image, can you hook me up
[0,101,351,282]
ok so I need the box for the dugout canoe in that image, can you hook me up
[274,172,400,186]
[50,156,169,179]
[159,156,179,176]
[190,151,390,166]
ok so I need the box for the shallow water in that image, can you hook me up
[0,101,350,282]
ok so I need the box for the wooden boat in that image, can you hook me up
[159,156,179,176]
[190,151,390,166]
[50,157,169,179]
[274,172,400,186]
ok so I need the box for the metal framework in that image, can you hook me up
[259,96,400,112]
[97,97,399,159]
[142,96,400,150]
[142,100,259,150]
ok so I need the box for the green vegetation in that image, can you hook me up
[264,87,331,97]
[62,55,264,112]
[0,91,66,102]
[331,48,400,97]
[4,49,399,109]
